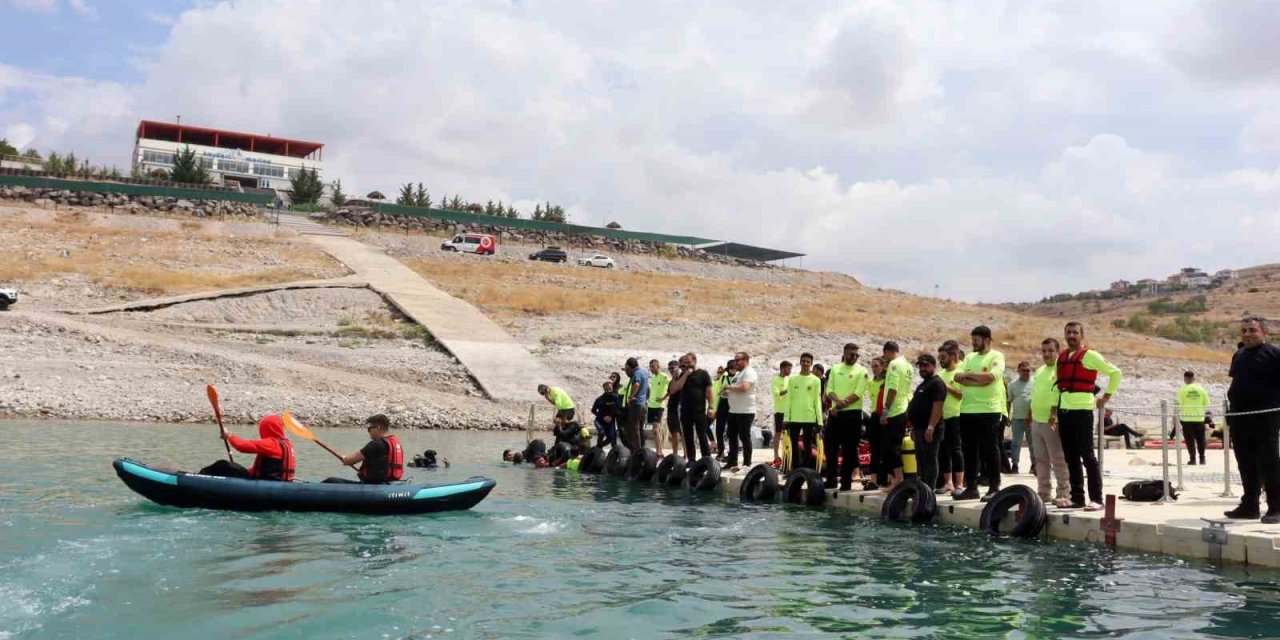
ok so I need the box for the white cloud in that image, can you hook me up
[2,0,1279,302]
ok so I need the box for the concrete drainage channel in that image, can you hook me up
[571,446,1280,569]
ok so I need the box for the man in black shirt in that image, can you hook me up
[1225,316,1280,523]
[591,381,623,449]
[908,354,947,490]
[669,352,714,461]
[325,414,404,484]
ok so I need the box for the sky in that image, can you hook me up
[1,0,1278,302]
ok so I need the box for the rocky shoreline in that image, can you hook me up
[0,185,264,218]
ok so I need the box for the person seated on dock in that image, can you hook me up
[591,381,623,449]
[201,414,296,482]
[323,414,404,484]
[1102,410,1144,449]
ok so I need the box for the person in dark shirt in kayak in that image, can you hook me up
[323,414,404,484]
[200,414,296,481]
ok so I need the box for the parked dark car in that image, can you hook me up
[0,288,16,311]
[528,246,568,263]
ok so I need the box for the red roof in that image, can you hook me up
[135,120,323,160]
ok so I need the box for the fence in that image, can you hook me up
[364,201,717,246]
[0,173,274,205]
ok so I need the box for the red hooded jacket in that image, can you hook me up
[228,415,295,481]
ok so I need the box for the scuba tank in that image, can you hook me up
[902,432,917,478]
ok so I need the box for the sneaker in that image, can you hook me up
[1263,511,1280,525]
[953,488,980,501]
[1225,505,1262,519]
[935,487,951,495]
[1083,501,1103,512]
[980,489,1000,503]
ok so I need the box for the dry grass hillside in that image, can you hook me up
[1003,264,1280,347]
[0,206,346,308]
[404,251,1227,365]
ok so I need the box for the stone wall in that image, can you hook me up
[0,185,264,219]
[325,206,772,268]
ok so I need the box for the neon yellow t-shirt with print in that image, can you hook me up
[782,373,824,425]
[828,362,868,413]
[1030,364,1058,423]
[1177,383,1210,423]
[648,372,671,409]
[885,355,912,418]
[939,368,963,419]
[959,350,1006,414]
[548,387,575,411]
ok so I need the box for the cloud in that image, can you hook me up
[2,0,1279,303]
[8,0,94,17]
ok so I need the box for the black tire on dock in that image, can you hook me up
[686,457,721,492]
[739,464,780,502]
[605,445,631,476]
[783,468,826,507]
[656,454,687,486]
[579,446,605,474]
[880,478,938,523]
[978,485,1048,538]
[626,448,659,482]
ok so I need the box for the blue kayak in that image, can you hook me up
[114,458,495,515]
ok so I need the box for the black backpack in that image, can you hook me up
[1122,479,1176,502]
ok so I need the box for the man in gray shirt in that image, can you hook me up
[1007,361,1034,474]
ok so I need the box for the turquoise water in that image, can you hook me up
[2,421,1280,639]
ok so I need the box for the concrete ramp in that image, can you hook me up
[306,235,560,403]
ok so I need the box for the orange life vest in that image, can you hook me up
[250,438,295,481]
[1056,348,1098,394]
[359,434,404,483]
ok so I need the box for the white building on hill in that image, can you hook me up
[132,120,324,193]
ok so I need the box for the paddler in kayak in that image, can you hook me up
[323,414,405,484]
[200,414,296,481]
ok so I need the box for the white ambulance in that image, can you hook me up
[440,233,498,256]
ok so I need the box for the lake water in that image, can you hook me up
[2,420,1279,639]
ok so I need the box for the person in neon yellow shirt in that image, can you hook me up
[538,384,576,422]
[769,361,792,463]
[782,353,824,471]
[1177,370,1211,465]
[879,341,913,491]
[862,357,887,489]
[824,343,868,489]
[934,341,965,494]
[1029,337,1071,507]
[647,359,672,456]
[1055,321,1122,511]
[954,325,1006,502]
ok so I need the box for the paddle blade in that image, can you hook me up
[282,412,318,442]
[206,385,223,420]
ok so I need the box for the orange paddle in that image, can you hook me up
[282,412,353,467]
[206,384,234,462]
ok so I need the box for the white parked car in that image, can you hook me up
[0,288,17,310]
[577,254,615,268]
[439,233,497,256]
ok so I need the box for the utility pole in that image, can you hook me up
[176,115,182,125]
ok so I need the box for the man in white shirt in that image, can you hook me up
[723,351,759,472]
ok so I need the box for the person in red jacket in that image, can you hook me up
[200,414,296,481]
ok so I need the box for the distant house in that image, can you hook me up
[1110,279,1132,293]
[1187,273,1211,288]
[1137,278,1161,295]
[1214,269,1238,280]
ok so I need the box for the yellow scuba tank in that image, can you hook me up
[902,432,917,477]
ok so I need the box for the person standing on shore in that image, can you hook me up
[623,357,651,451]
[647,359,672,455]
[669,353,715,461]
[935,342,965,494]
[863,357,887,489]
[769,361,792,464]
[1224,317,1280,523]
[908,354,947,490]
[1030,338,1071,507]
[1056,321,1122,511]
[723,351,759,471]
[824,343,868,490]
[1007,362,1034,474]
[880,342,913,491]
[954,326,1005,501]
[713,360,736,460]
[1177,370,1210,466]
[664,360,683,457]
[782,353,825,471]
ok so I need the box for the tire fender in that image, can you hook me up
[739,463,781,502]
[978,485,1048,538]
[783,468,826,506]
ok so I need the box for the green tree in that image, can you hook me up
[331,179,347,206]
[288,166,324,205]
[397,183,416,205]
[448,195,464,210]
[414,183,431,208]
[63,151,78,176]
[45,151,63,173]
[21,148,41,161]
[0,138,17,157]
[532,203,543,219]
[169,146,210,184]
